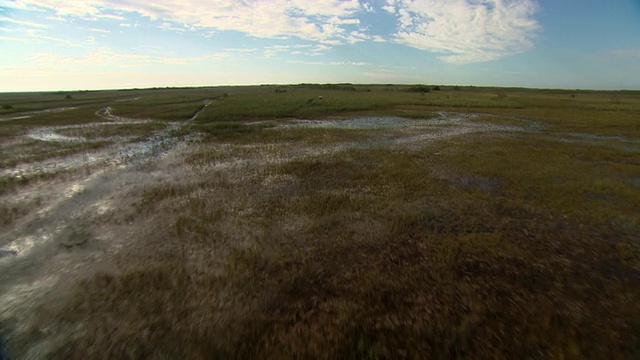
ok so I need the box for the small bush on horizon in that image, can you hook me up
[408,84,431,93]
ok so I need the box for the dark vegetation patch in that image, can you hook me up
[0,333,8,360]
[190,122,378,145]
[60,226,91,248]
[0,197,41,229]
[0,250,17,259]
[0,171,61,197]
[190,121,266,140]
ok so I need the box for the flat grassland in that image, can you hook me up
[0,85,639,359]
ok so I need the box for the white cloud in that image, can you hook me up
[263,45,292,58]
[0,34,40,44]
[9,0,365,45]
[45,15,68,22]
[158,22,186,32]
[330,17,360,25]
[287,59,370,66]
[263,44,331,58]
[329,61,369,66]
[25,28,81,46]
[88,27,110,34]
[385,0,540,64]
[362,2,374,12]
[382,5,396,14]
[346,30,368,44]
[4,0,540,65]
[94,13,126,21]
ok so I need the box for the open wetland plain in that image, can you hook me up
[0,85,639,358]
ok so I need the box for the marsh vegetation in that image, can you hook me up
[0,85,638,359]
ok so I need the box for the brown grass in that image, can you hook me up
[3,86,639,359]
[21,129,638,359]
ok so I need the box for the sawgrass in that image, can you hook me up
[38,124,640,359]
[1,85,639,359]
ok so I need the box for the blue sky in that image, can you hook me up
[1,0,639,91]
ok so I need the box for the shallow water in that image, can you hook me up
[26,120,156,143]
[0,334,8,360]
[0,107,77,122]
[284,116,466,129]
[2,101,214,179]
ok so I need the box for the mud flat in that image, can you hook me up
[1,100,214,314]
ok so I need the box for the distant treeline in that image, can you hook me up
[271,83,447,93]
[295,83,359,91]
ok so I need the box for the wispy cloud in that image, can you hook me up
[287,60,370,66]
[25,29,81,47]
[5,0,541,65]
[158,22,186,32]
[0,34,40,44]
[44,15,67,22]
[94,13,126,21]
[382,0,540,64]
[88,27,110,34]
[0,15,50,28]
[27,47,256,67]
[264,44,331,58]
[9,0,366,45]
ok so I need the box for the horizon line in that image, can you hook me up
[2,83,639,94]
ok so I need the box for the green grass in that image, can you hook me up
[189,86,639,138]
[110,100,211,121]
[189,121,381,145]
[193,86,434,122]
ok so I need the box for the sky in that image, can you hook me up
[1,0,639,91]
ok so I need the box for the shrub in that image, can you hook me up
[407,85,431,93]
